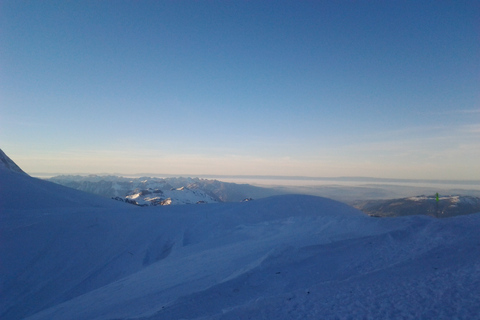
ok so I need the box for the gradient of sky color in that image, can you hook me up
[1,1,479,179]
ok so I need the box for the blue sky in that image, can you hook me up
[1,1,479,179]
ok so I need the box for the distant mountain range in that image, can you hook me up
[47,175,280,206]
[353,195,480,218]
[43,175,480,213]
[4,148,480,215]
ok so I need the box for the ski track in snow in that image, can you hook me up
[1,153,480,320]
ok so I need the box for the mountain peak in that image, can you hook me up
[0,149,27,175]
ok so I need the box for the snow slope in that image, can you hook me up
[1,150,480,319]
[0,152,126,212]
[0,149,26,175]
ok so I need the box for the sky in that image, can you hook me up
[1,0,479,179]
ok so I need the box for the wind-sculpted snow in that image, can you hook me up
[1,152,479,319]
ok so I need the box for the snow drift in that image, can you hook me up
[1,149,479,319]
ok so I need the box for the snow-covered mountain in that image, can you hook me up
[0,148,27,175]
[2,149,480,319]
[122,185,219,206]
[0,149,124,211]
[353,194,480,218]
[47,175,280,205]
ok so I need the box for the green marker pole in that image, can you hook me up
[436,192,439,202]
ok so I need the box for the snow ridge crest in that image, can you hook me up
[0,149,27,175]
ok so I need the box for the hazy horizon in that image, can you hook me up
[2,1,479,179]
[30,171,480,183]
[30,170,480,193]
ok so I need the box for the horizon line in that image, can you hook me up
[30,172,480,185]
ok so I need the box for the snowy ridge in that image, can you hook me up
[1,150,480,319]
[0,157,125,212]
[354,194,480,218]
[0,149,27,175]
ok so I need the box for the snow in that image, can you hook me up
[47,174,281,203]
[1,149,480,319]
[0,149,27,175]
[124,186,218,206]
[409,195,460,203]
